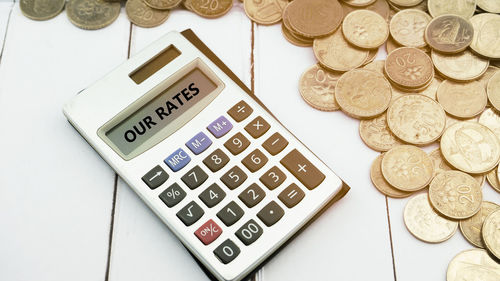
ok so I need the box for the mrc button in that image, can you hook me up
[164,148,191,172]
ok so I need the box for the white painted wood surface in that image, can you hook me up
[1,1,498,281]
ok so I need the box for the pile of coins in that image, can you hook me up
[20,0,236,29]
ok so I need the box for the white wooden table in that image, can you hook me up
[1,1,498,280]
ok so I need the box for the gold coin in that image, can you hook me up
[335,69,392,119]
[126,0,170,28]
[486,168,500,192]
[389,0,423,8]
[381,145,434,192]
[184,0,233,18]
[496,166,500,192]
[388,0,427,12]
[342,10,389,49]
[385,47,434,89]
[430,148,485,186]
[446,249,500,281]
[390,76,442,101]
[477,66,499,90]
[20,0,65,21]
[389,9,431,48]
[299,64,340,111]
[429,170,482,219]
[446,113,477,130]
[244,0,287,25]
[286,0,343,38]
[487,71,500,112]
[313,28,369,72]
[431,50,489,81]
[385,36,401,54]
[281,24,313,47]
[470,13,500,60]
[363,49,379,66]
[360,113,403,152]
[482,209,500,259]
[460,201,500,248]
[370,154,412,198]
[363,60,385,74]
[477,0,500,13]
[428,0,476,19]
[143,0,182,10]
[341,0,377,7]
[479,108,500,140]
[387,95,446,145]
[404,193,458,243]
[441,121,500,174]
[425,15,474,54]
[340,0,390,21]
[437,80,487,119]
[67,0,120,30]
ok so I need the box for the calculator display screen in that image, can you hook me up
[106,68,217,156]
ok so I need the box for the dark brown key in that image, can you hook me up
[238,183,265,208]
[278,183,305,208]
[224,132,250,155]
[203,149,230,172]
[220,166,247,190]
[242,149,268,173]
[280,149,325,190]
[262,132,288,155]
[227,100,253,122]
[244,116,270,139]
[257,201,284,227]
[259,166,286,190]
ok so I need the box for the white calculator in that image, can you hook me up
[63,29,349,281]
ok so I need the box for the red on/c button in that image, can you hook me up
[194,219,223,245]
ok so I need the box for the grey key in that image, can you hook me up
[238,183,265,208]
[142,165,169,189]
[257,201,284,227]
[235,219,263,246]
[217,201,244,226]
[214,239,240,264]
[220,166,247,190]
[198,183,226,208]
[203,149,230,172]
[176,201,204,226]
[278,183,305,208]
[181,165,208,190]
[159,183,186,208]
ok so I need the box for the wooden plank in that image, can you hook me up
[107,7,252,281]
[0,1,14,54]
[0,5,130,281]
[253,24,395,281]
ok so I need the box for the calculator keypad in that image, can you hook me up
[217,201,244,226]
[244,116,270,138]
[142,165,168,190]
[220,166,247,190]
[224,132,250,155]
[198,183,226,208]
[238,183,266,208]
[203,149,230,172]
[181,166,208,190]
[227,100,253,122]
[159,183,186,207]
[235,219,263,245]
[177,201,204,226]
[242,149,268,172]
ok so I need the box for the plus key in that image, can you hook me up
[280,149,325,190]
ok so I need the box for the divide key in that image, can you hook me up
[164,148,191,172]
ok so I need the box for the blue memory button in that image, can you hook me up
[186,132,212,155]
[164,148,191,172]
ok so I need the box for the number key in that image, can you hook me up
[217,201,244,226]
[242,149,268,172]
[214,239,240,264]
[260,166,286,190]
[199,183,226,208]
[203,149,230,172]
[181,166,208,190]
[235,219,263,246]
[220,166,247,190]
[238,183,265,208]
[224,132,250,155]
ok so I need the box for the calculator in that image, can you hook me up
[63,29,349,281]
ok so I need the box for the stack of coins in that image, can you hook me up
[20,0,235,29]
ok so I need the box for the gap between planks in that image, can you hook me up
[0,0,15,65]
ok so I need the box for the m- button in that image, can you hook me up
[280,149,325,190]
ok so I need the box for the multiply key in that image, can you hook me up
[280,149,325,190]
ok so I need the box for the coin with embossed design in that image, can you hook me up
[244,0,287,25]
[340,0,390,21]
[487,168,500,193]
[460,201,500,248]
[67,0,120,30]
[470,13,500,60]
[363,60,385,74]
[404,193,458,243]
[482,209,500,259]
[387,95,446,145]
[126,0,170,28]
[441,122,500,174]
[431,50,489,81]
[437,80,487,119]
[370,154,412,198]
[447,249,500,281]
[286,0,343,38]
[342,10,389,49]
[360,113,403,152]
[477,0,500,13]
[21,0,65,21]
[477,66,499,90]
[335,69,392,119]
[184,0,233,18]
[425,15,474,54]
[340,0,377,7]
[429,170,482,219]
[144,0,182,10]
[487,72,500,112]
[313,29,369,72]
[429,148,484,186]
[381,145,434,192]
[390,76,441,101]
[390,9,431,48]
[428,0,476,19]
[299,64,340,111]
[385,47,434,89]
[479,108,500,141]
[281,23,313,47]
